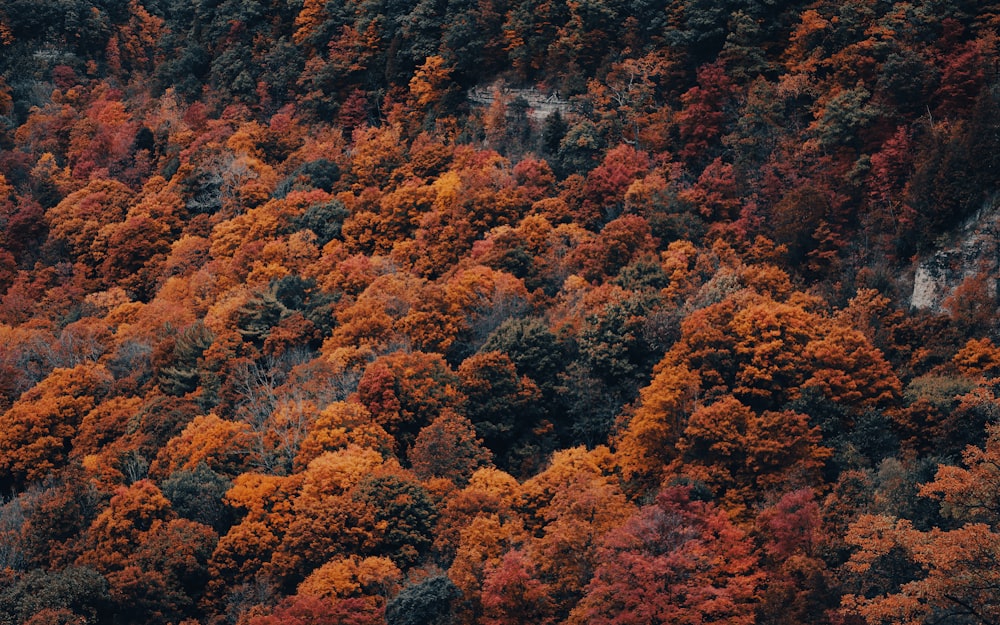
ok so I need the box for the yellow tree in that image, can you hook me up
[614,361,700,484]
[297,555,402,612]
[46,179,134,269]
[409,55,454,112]
[727,296,820,410]
[520,446,636,616]
[295,401,394,469]
[449,513,530,625]
[670,395,829,511]
[207,471,302,605]
[266,447,391,587]
[802,323,901,411]
[0,363,113,488]
[149,413,257,479]
[77,479,175,574]
[433,467,521,564]
[844,423,1000,625]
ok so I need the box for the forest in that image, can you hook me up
[0,0,999,623]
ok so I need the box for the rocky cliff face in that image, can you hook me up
[911,200,1000,312]
[467,83,573,122]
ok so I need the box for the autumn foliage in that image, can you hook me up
[0,1,998,624]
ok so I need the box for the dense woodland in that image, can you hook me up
[0,0,999,623]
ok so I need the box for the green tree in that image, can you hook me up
[353,473,438,567]
[385,574,460,625]
[0,567,111,625]
[161,462,233,531]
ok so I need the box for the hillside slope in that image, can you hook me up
[1,1,1000,624]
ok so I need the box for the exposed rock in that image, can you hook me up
[467,82,573,122]
[910,200,1000,312]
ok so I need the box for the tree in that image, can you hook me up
[242,595,384,625]
[864,126,917,259]
[480,317,564,399]
[156,321,214,397]
[519,446,635,616]
[0,175,46,270]
[502,0,569,79]
[149,413,256,480]
[919,423,1000,528]
[78,479,174,573]
[293,198,348,246]
[352,473,438,567]
[95,210,174,298]
[575,288,660,395]
[480,550,556,625]
[676,61,734,164]
[0,363,113,489]
[45,178,134,268]
[555,121,605,179]
[293,0,329,46]
[435,264,530,360]
[457,350,545,475]
[385,575,460,625]
[811,86,882,151]
[20,470,103,570]
[432,467,521,565]
[21,608,87,625]
[161,463,233,531]
[582,145,651,219]
[295,401,394,469]
[408,54,455,115]
[408,410,493,485]
[905,92,1000,248]
[568,486,761,625]
[943,270,999,338]
[266,448,387,587]
[355,351,464,454]
[66,89,142,181]
[110,0,164,77]
[801,322,901,411]
[671,395,829,509]
[843,423,1000,625]
[448,512,530,625]
[115,518,218,623]
[652,289,826,414]
[571,215,658,283]
[208,470,300,601]
[755,489,839,625]
[954,338,1000,379]
[614,361,700,483]
[0,567,111,625]
[843,514,1000,625]
[75,481,216,624]
[297,555,401,608]
[932,38,988,117]
[72,395,144,459]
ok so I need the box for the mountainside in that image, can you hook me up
[1,1,1000,624]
